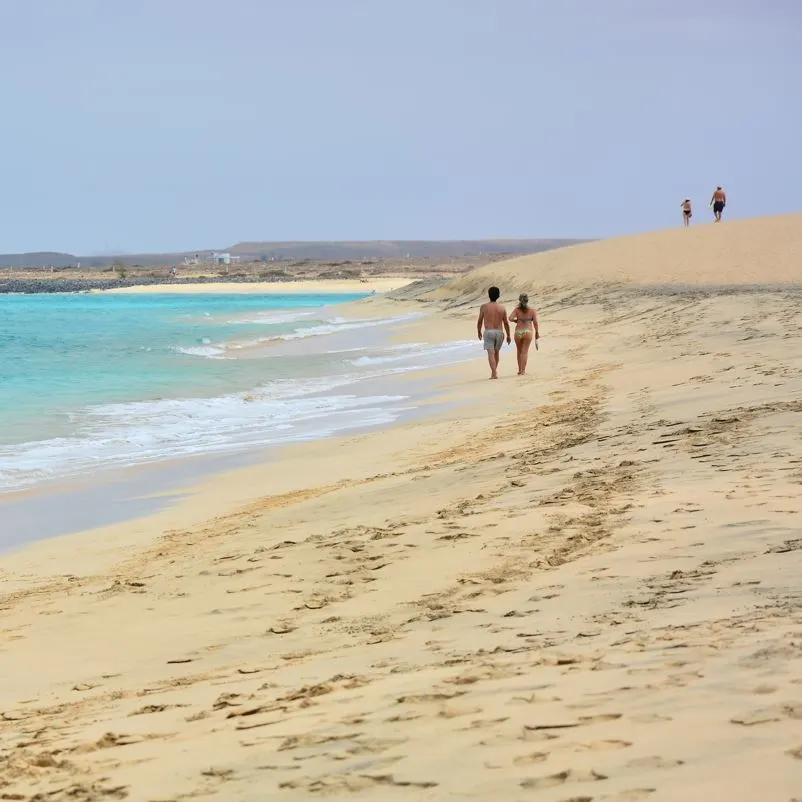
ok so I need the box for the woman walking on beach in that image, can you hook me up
[681,198,692,227]
[509,293,539,375]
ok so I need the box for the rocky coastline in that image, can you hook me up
[0,276,316,294]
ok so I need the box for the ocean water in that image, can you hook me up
[0,292,476,492]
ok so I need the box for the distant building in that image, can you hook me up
[211,252,240,265]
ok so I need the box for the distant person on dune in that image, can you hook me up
[710,186,727,222]
[509,293,539,375]
[477,286,510,379]
[681,198,692,227]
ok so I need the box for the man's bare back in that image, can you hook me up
[478,300,507,331]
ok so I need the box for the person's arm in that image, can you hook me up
[477,305,484,340]
[722,191,727,203]
[502,308,511,343]
[509,308,518,323]
[533,310,539,339]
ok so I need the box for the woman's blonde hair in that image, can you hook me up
[518,293,529,311]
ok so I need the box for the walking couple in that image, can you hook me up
[477,286,539,379]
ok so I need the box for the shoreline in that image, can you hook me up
[0,360,468,552]
[4,218,802,800]
[95,276,415,294]
[0,293,476,543]
[0,276,416,296]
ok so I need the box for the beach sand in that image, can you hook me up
[2,215,802,801]
[97,277,414,295]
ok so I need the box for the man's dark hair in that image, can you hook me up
[488,286,500,302]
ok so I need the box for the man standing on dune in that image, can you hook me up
[710,185,727,222]
[477,286,511,379]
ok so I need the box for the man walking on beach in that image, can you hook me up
[710,186,727,222]
[477,286,510,379]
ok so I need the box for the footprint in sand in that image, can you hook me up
[625,756,684,769]
[437,704,483,719]
[524,713,622,733]
[730,704,801,726]
[458,716,509,731]
[579,713,623,725]
[521,769,607,790]
[575,740,632,752]
[601,790,656,801]
[513,751,550,765]
[631,713,672,724]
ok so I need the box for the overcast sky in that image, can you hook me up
[1,0,799,254]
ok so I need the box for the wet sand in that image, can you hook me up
[2,215,802,801]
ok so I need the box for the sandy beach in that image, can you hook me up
[3,216,802,801]
[97,277,414,295]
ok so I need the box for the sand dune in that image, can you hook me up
[425,213,802,304]
[2,215,801,801]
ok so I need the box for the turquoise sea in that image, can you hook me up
[0,292,476,492]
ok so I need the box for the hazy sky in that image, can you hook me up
[2,0,799,254]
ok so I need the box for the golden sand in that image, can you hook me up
[2,215,802,800]
[97,277,413,295]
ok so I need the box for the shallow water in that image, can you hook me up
[0,292,476,492]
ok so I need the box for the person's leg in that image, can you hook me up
[492,348,501,378]
[486,349,497,379]
[520,336,532,374]
[515,335,524,374]
[485,335,499,379]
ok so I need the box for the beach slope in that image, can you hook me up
[424,212,802,303]
[2,215,802,801]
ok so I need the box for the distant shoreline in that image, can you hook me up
[0,239,589,270]
[99,277,413,295]
[0,275,414,295]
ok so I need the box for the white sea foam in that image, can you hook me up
[230,309,318,325]
[172,345,229,359]
[0,329,477,493]
[274,313,421,342]
[349,340,475,367]
[0,385,408,491]
[221,312,423,352]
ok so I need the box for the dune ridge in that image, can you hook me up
[422,213,802,305]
